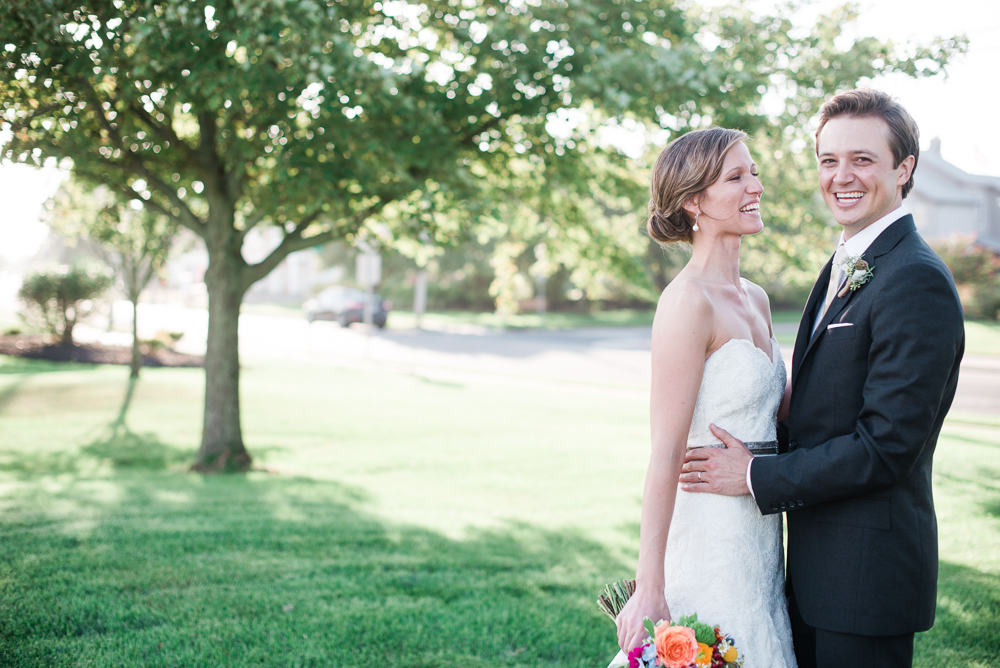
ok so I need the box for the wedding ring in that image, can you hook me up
[698,471,703,482]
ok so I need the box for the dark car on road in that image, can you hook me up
[303,286,391,328]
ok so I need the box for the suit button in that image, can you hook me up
[780,502,788,510]
[771,503,778,511]
[789,441,798,449]
[797,500,805,507]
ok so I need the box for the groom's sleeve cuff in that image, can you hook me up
[746,457,755,499]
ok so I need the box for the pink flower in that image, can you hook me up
[628,643,647,668]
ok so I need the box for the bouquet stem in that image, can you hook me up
[597,578,636,621]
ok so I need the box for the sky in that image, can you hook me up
[1,0,997,261]
[776,0,1000,177]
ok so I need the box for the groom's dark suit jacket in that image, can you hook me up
[751,215,965,637]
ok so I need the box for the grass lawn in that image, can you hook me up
[1,355,998,667]
[965,321,1000,356]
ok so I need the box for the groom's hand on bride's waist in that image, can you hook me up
[680,424,752,496]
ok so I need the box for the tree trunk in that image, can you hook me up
[192,252,252,473]
[60,301,75,346]
[129,293,142,379]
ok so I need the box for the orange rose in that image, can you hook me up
[654,624,699,668]
[695,642,713,667]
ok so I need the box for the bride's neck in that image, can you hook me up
[687,234,743,287]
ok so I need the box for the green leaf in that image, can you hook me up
[691,622,716,645]
[643,617,655,639]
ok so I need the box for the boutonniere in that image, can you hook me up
[837,255,874,298]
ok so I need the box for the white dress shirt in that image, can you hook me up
[745,205,908,499]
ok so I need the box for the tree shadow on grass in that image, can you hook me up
[0,375,192,477]
[981,497,1000,520]
[0,357,99,417]
[0,355,99,375]
[915,561,1000,668]
[79,376,191,471]
[0,374,28,417]
[0,472,630,668]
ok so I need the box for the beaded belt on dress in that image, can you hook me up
[687,440,779,456]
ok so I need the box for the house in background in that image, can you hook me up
[909,139,1000,250]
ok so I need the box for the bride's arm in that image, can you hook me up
[616,284,713,652]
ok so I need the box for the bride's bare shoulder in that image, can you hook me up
[654,277,715,327]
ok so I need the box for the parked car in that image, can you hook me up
[303,286,391,328]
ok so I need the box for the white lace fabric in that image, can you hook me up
[609,337,797,668]
[670,338,795,668]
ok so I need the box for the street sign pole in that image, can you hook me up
[355,244,381,333]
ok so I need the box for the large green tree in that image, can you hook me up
[1,0,962,470]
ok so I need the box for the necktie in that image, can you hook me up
[813,244,848,334]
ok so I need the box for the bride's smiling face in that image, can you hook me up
[687,142,764,237]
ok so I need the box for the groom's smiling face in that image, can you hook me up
[816,115,914,238]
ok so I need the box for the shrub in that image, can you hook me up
[931,236,1000,320]
[138,331,184,355]
[17,264,113,345]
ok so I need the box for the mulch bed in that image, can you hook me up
[0,334,203,368]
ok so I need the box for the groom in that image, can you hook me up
[681,89,965,668]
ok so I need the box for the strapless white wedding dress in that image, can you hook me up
[610,337,796,668]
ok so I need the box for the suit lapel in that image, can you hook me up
[797,215,917,368]
[803,272,858,357]
[792,257,833,387]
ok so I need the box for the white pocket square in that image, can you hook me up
[827,322,854,330]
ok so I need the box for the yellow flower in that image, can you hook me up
[722,646,738,663]
[695,642,713,667]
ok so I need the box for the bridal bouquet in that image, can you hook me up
[599,580,743,668]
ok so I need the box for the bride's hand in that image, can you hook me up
[615,584,671,652]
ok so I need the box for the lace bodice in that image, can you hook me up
[687,337,786,448]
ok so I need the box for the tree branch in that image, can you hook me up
[196,111,231,206]
[457,114,504,149]
[73,77,207,235]
[74,152,207,239]
[128,101,201,166]
[242,200,386,289]
[237,209,269,243]
[242,207,326,288]
[7,100,67,135]
[127,161,206,235]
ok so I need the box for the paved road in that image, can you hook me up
[73,303,998,415]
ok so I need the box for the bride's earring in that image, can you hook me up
[692,213,700,232]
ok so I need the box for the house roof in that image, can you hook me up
[910,171,981,206]
[916,142,1000,201]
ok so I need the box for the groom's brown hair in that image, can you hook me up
[815,89,920,198]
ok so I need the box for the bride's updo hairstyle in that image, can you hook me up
[647,127,749,245]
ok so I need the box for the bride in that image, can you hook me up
[611,128,796,668]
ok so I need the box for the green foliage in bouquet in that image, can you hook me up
[676,613,718,645]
